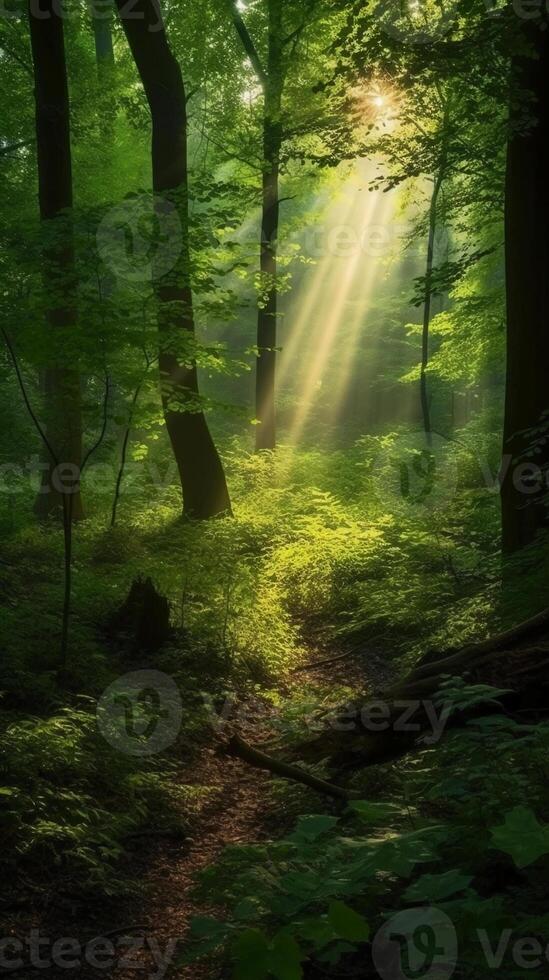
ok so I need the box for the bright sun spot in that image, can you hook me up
[351,82,399,123]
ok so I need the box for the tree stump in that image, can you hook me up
[107,576,172,654]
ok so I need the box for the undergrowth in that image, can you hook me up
[187,699,549,979]
[0,430,505,904]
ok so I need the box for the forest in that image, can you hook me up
[1,0,549,976]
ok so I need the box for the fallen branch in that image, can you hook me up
[227,734,359,801]
[292,646,361,673]
[229,608,549,793]
[393,606,549,692]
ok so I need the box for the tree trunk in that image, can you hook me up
[28,0,84,521]
[255,0,283,452]
[420,170,444,441]
[501,19,549,556]
[115,0,231,519]
[90,0,115,68]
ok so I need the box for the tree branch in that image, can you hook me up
[81,373,111,473]
[226,733,359,800]
[281,0,318,56]
[1,327,58,466]
[228,1,268,88]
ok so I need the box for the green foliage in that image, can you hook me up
[0,707,172,893]
[2,0,547,966]
[190,709,549,977]
[491,807,549,870]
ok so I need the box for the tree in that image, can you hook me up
[418,97,450,441]
[28,0,84,521]
[90,0,115,70]
[332,1,509,445]
[227,0,284,450]
[227,0,320,451]
[115,0,232,518]
[501,15,549,557]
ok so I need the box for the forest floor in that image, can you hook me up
[5,636,392,980]
[101,648,386,980]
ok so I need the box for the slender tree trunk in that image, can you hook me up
[115,0,231,518]
[255,0,283,452]
[28,0,84,521]
[90,0,115,68]
[111,394,139,529]
[111,365,151,527]
[90,0,115,137]
[501,19,549,556]
[420,105,448,442]
[420,175,442,441]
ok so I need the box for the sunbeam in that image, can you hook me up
[276,187,360,393]
[279,163,401,446]
[324,188,396,432]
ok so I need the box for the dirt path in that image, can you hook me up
[113,648,388,979]
[2,648,383,980]
[2,719,275,980]
[122,745,273,979]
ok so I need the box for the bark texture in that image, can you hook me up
[90,0,115,68]
[501,18,549,556]
[255,0,283,452]
[115,0,231,518]
[28,0,83,520]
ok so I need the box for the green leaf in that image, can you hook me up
[270,933,304,980]
[280,870,321,897]
[295,918,336,951]
[404,870,474,903]
[367,827,446,877]
[290,814,339,843]
[233,929,270,980]
[327,901,370,943]
[349,800,404,823]
[491,806,549,868]
[233,898,262,921]
[183,918,232,964]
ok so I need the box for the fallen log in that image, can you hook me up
[388,605,549,695]
[227,733,360,800]
[224,609,549,788]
